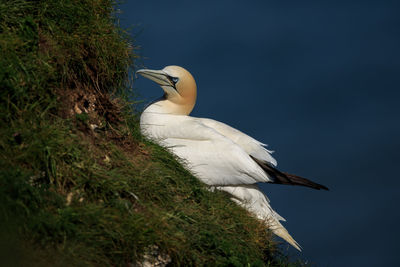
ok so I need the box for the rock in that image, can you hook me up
[74,103,82,114]
[132,245,171,267]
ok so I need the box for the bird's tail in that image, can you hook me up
[265,216,301,251]
[217,184,302,251]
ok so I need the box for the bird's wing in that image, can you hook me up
[196,118,277,166]
[151,116,273,186]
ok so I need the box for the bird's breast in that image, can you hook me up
[140,106,187,141]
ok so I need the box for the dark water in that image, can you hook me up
[119,1,400,266]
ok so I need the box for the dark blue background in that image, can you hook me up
[119,1,400,266]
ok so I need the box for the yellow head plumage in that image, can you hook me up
[137,65,197,115]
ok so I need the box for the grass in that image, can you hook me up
[0,0,304,266]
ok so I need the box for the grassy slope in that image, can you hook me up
[0,1,302,266]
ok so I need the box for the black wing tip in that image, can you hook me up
[314,184,329,191]
[249,155,329,191]
[321,185,329,191]
[283,172,329,191]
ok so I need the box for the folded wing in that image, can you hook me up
[157,117,273,186]
[197,118,277,167]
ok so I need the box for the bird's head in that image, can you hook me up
[136,65,197,115]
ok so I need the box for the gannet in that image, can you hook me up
[137,65,328,251]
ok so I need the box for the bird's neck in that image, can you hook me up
[144,98,194,115]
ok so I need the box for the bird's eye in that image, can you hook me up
[171,77,179,84]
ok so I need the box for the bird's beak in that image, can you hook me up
[136,69,174,87]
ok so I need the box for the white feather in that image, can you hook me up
[141,110,272,186]
[196,118,277,167]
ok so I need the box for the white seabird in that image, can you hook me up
[137,65,328,251]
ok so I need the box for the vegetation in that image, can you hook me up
[0,0,303,266]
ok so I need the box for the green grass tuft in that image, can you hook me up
[0,0,304,266]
